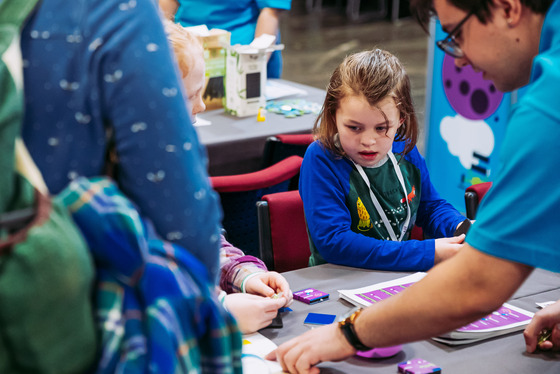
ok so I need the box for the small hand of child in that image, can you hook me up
[224,293,286,333]
[245,271,293,306]
[434,235,465,264]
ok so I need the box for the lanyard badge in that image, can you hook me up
[352,152,411,242]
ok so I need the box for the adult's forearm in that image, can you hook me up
[255,7,282,38]
[354,244,533,348]
[158,0,178,20]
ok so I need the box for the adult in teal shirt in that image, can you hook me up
[267,0,560,371]
[160,0,291,78]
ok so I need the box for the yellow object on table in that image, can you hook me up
[257,107,266,122]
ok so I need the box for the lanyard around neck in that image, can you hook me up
[353,152,411,242]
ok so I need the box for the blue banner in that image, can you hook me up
[425,20,511,212]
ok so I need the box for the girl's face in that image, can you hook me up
[335,94,402,167]
[182,56,206,123]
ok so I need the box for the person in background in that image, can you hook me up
[16,0,242,371]
[21,0,222,283]
[159,0,291,79]
[267,0,560,372]
[299,48,467,272]
[1,2,96,373]
[164,19,293,333]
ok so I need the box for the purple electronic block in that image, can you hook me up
[398,358,441,374]
[293,288,329,304]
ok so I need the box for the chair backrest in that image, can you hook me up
[261,134,314,169]
[211,156,303,258]
[257,190,310,272]
[410,225,424,241]
[465,182,493,220]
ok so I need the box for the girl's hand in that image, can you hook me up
[434,235,465,264]
[224,293,286,333]
[245,271,293,306]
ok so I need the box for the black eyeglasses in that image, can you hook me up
[436,10,475,58]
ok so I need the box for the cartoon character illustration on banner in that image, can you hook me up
[440,54,503,188]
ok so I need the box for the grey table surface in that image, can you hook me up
[194,79,325,176]
[260,263,560,373]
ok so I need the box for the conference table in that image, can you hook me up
[260,263,560,373]
[194,79,326,176]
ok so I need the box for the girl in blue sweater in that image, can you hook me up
[300,49,467,271]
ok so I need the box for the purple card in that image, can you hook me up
[293,288,329,304]
[398,358,441,374]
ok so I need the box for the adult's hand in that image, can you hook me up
[245,271,293,306]
[224,293,286,334]
[524,299,560,352]
[266,323,355,374]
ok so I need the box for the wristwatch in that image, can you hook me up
[338,307,371,351]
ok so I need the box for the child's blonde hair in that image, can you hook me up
[163,19,204,78]
[314,49,418,157]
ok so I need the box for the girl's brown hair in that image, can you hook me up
[313,49,418,157]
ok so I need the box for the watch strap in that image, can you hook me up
[339,308,370,351]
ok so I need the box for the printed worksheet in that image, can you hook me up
[338,273,534,345]
[242,332,285,374]
[338,272,426,308]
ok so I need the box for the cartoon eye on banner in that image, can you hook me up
[424,20,514,212]
[441,55,503,120]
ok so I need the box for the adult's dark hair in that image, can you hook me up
[410,0,554,32]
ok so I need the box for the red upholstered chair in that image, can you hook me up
[261,133,314,169]
[256,190,421,272]
[410,225,424,241]
[257,190,310,272]
[211,156,303,258]
[465,182,493,220]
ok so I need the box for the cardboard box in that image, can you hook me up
[224,46,268,117]
[224,36,283,117]
[187,26,231,110]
